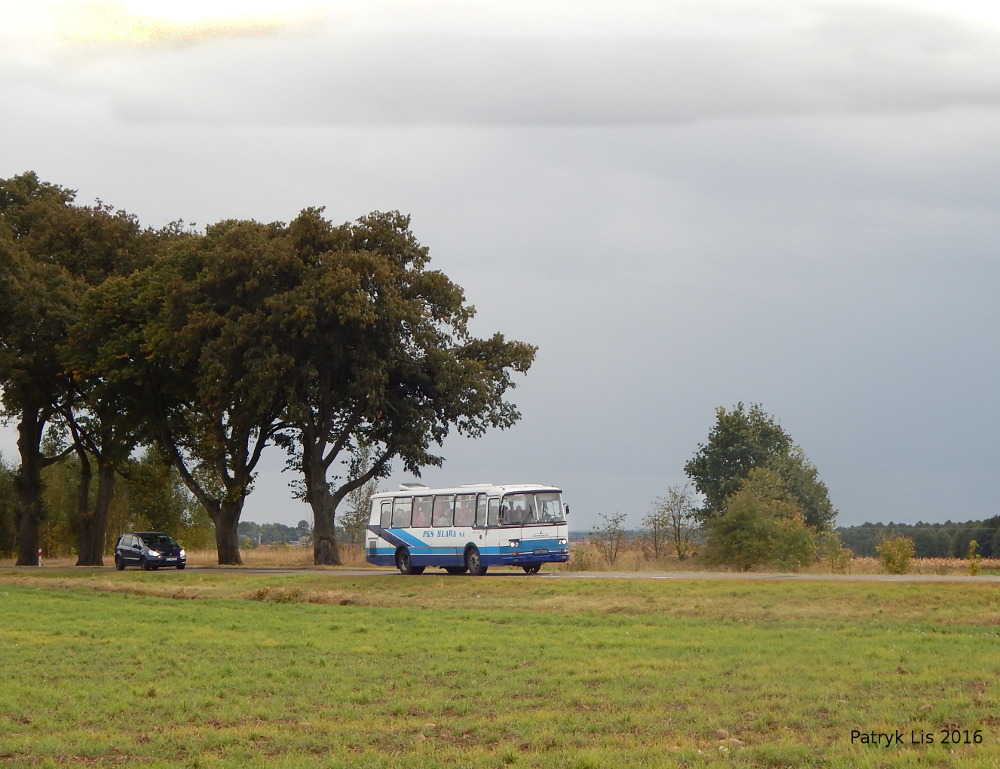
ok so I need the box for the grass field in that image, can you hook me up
[1,569,998,768]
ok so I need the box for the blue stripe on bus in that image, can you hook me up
[367,525,425,550]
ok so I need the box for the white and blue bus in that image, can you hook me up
[366,483,569,575]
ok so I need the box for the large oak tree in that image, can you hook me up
[274,209,536,564]
[1,172,151,565]
[77,219,299,564]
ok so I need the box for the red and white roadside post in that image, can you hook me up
[37,548,42,567]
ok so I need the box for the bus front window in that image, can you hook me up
[535,493,565,523]
[502,493,565,524]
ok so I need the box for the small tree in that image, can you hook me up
[701,468,817,572]
[591,512,628,566]
[817,530,853,574]
[876,535,915,575]
[641,500,670,562]
[0,454,16,556]
[967,539,982,577]
[644,484,698,561]
[338,441,382,548]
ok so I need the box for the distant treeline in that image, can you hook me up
[836,518,1000,559]
[237,520,312,547]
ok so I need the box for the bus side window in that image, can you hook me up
[392,497,412,528]
[454,494,475,526]
[487,498,500,526]
[432,495,454,527]
[380,501,391,528]
[475,494,488,527]
[412,496,433,527]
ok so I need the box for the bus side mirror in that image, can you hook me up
[564,504,570,517]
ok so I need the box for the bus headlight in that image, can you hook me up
[508,539,520,549]
[558,538,568,546]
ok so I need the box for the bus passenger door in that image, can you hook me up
[499,499,524,561]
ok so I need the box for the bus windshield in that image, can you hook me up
[501,492,565,524]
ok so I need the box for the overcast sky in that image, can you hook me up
[2,0,998,531]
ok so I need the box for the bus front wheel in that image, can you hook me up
[396,548,425,575]
[465,546,488,576]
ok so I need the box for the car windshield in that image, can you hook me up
[141,535,178,549]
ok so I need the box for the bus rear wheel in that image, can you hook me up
[465,546,488,576]
[396,548,424,575]
[522,564,541,574]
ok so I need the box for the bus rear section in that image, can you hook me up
[365,484,569,575]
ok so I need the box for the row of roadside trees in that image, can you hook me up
[1,172,535,566]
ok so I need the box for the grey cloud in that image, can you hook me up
[26,4,1000,127]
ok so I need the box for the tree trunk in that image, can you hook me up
[15,410,45,566]
[212,499,244,565]
[311,485,341,566]
[301,442,341,565]
[76,461,115,566]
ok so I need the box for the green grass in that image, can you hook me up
[1,571,999,767]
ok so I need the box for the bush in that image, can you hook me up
[876,536,915,574]
[967,539,982,576]
[817,531,853,574]
[701,468,817,572]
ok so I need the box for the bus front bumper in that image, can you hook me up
[500,546,570,566]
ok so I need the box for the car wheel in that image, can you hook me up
[140,557,151,571]
[465,546,488,576]
[177,563,186,570]
[114,555,125,571]
[444,566,468,574]
[522,564,541,574]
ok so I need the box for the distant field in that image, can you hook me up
[1,570,998,768]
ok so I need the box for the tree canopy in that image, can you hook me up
[272,209,536,564]
[684,402,837,531]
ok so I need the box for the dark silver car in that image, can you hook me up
[114,532,186,570]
